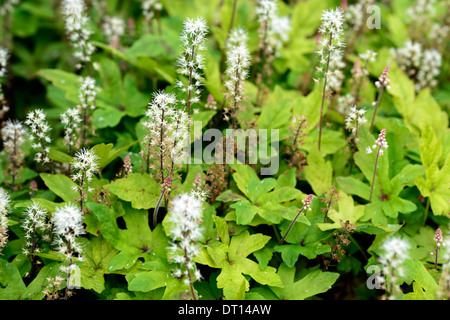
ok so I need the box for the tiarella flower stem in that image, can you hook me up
[278,206,306,245]
[153,189,165,229]
[64,239,72,300]
[353,59,369,105]
[318,33,333,151]
[185,37,196,175]
[370,85,384,132]
[323,192,334,223]
[369,144,381,202]
[435,245,439,270]
[183,241,197,300]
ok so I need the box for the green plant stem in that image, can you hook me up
[272,225,281,243]
[278,206,306,245]
[348,234,368,261]
[369,145,381,202]
[153,189,166,229]
[183,242,197,300]
[64,239,73,300]
[434,245,439,270]
[370,86,384,132]
[318,33,333,151]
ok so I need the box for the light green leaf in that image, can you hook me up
[271,263,339,300]
[39,173,78,203]
[107,173,161,209]
[79,236,118,293]
[304,147,332,196]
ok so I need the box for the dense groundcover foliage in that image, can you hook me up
[0,0,449,301]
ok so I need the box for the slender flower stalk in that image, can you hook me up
[366,129,389,202]
[278,194,313,245]
[378,237,410,299]
[431,228,443,270]
[351,50,377,105]
[345,105,367,173]
[370,66,390,132]
[71,148,99,214]
[0,188,10,255]
[167,193,204,300]
[25,109,52,168]
[223,31,251,129]
[316,8,345,151]
[285,115,308,172]
[1,119,26,190]
[52,203,85,299]
[61,107,82,158]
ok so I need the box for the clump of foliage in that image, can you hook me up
[0,0,449,301]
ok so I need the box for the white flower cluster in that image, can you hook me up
[302,194,313,211]
[25,109,52,164]
[61,108,82,151]
[325,54,346,93]
[142,91,190,167]
[142,0,162,22]
[78,76,97,111]
[1,119,27,187]
[428,23,450,47]
[377,237,410,299]
[176,17,208,112]
[71,148,99,188]
[315,8,345,90]
[406,0,437,27]
[0,0,20,17]
[61,0,95,68]
[255,0,291,57]
[415,49,442,92]
[52,203,85,267]
[366,128,388,155]
[189,173,209,202]
[227,27,249,49]
[0,47,8,78]
[224,28,251,122]
[0,188,10,254]
[21,202,50,256]
[375,66,391,90]
[167,193,204,285]
[345,105,367,137]
[344,0,373,31]
[0,47,9,115]
[391,40,442,92]
[102,16,125,44]
[358,49,377,71]
[1,119,27,157]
